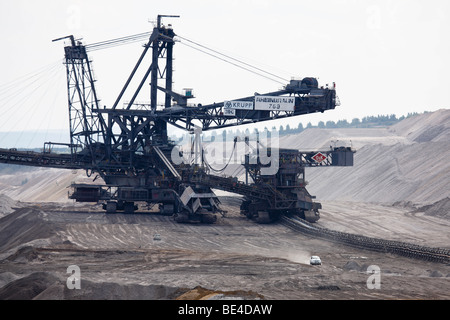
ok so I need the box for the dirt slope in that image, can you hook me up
[305,109,450,205]
[0,194,19,218]
[0,168,91,203]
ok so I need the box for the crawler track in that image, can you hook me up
[281,215,450,264]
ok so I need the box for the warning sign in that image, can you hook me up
[312,152,327,163]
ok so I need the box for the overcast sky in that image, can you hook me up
[1,0,449,141]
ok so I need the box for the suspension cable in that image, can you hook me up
[84,30,290,86]
[85,32,152,52]
[178,40,286,85]
[177,35,289,83]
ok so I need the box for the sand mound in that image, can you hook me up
[390,109,450,143]
[307,140,450,204]
[36,280,182,300]
[0,272,60,300]
[416,197,450,219]
[0,208,59,253]
[0,272,182,300]
[0,272,21,289]
[429,270,444,278]
[0,194,18,217]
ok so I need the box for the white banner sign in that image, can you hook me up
[254,96,295,111]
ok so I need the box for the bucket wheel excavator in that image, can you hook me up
[0,15,354,223]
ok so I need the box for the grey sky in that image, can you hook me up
[1,0,449,137]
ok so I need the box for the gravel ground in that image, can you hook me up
[0,197,448,300]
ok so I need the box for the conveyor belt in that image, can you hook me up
[281,215,450,264]
[0,148,89,169]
